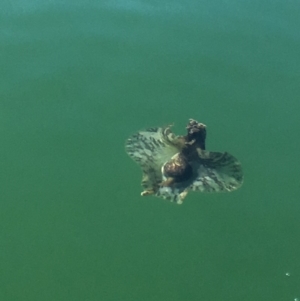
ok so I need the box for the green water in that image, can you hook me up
[1,0,300,300]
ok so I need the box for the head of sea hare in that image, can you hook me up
[125,119,243,204]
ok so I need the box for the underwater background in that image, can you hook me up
[1,0,300,300]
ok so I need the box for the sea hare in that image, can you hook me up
[125,119,243,204]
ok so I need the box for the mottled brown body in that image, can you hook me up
[161,119,206,186]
